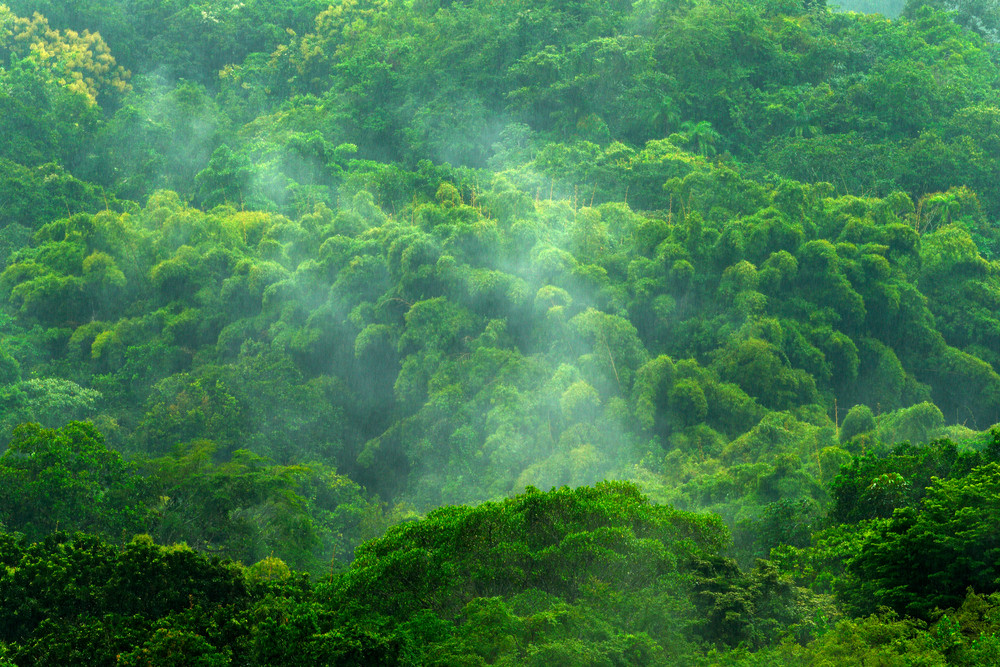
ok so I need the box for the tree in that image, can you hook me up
[904,0,1000,41]
[829,435,995,524]
[0,378,102,436]
[712,337,817,411]
[0,346,20,385]
[848,462,1000,618]
[0,5,130,104]
[0,421,148,539]
[678,121,722,157]
[839,404,876,445]
[569,308,649,395]
[339,482,729,618]
[195,145,258,209]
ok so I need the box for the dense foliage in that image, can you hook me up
[3,0,1000,660]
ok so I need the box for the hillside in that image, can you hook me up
[2,0,1000,662]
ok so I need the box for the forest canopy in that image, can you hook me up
[2,0,1000,662]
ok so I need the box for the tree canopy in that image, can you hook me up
[4,0,1000,661]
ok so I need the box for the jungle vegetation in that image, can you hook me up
[2,0,1000,662]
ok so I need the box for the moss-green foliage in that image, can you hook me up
[5,166,994,523]
[845,461,1000,618]
[773,432,1000,621]
[0,484,819,665]
[340,482,728,616]
[0,422,387,573]
[828,433,1000,523]
[712,590,1000,665]
[4,0,1000,661]
[839,404,876,445]
[0,422,147,540]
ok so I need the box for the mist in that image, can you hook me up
[3,0,1000,662]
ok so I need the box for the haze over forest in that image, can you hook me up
[2,0,1000,662]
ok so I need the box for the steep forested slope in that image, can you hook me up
[2,0,1000,662]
